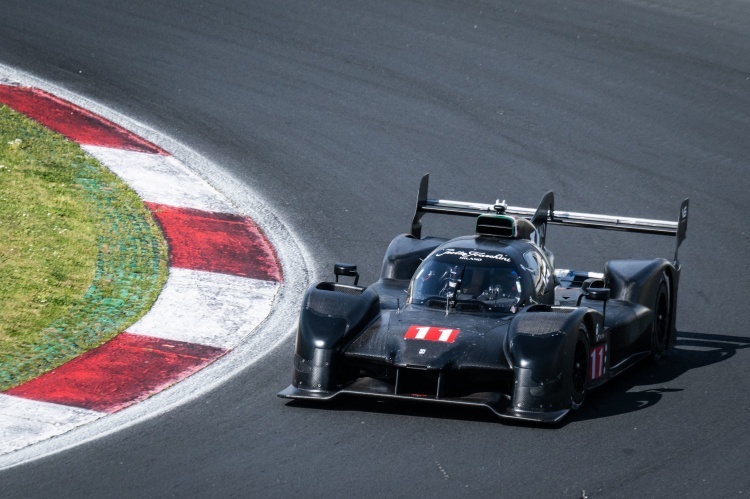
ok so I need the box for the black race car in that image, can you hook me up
[279,175,689,423]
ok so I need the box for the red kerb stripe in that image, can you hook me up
[0,85,164,154]
[147,203,282,282]
[5,333,226,413]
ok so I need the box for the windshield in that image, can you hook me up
[409,257,523,314]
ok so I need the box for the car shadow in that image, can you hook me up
[282,331,750,427]
[567,330,750,424]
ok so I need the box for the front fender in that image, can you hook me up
[296,282,380,360]
[293,282,380,392]
[506,308,599,414]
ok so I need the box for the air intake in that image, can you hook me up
[476,215,516,237]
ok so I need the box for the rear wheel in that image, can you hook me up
[650,274,671,361]
[570,324,590,410]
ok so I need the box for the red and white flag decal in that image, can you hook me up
[404,325,460,343]
[589,344,607,380]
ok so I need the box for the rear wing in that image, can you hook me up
[410,174,689,261]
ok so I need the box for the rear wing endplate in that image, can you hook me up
[410,174,689,261]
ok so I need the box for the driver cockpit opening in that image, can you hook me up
[408,254,524,313]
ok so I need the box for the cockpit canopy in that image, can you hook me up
[408,246,527,314]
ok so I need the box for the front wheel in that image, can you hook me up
[650,273,671,361]
[570,324,590,410]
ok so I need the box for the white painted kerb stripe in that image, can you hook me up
[0,394,104,455]
[82,145,238,214]
[126,268,280,349]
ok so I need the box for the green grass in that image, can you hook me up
[0,104,168,390]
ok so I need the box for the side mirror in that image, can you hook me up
[334,262,359,286]
[578,278,610,320]
[579,278,610,303]
[584,287,610,301]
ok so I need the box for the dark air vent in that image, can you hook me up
[476,215,516,237]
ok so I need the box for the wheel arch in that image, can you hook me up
[606,258,680,349]
[661,264,680,349]
[506,307,594,415]
[296,283,380,360]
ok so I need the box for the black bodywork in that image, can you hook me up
[279,175,689,423]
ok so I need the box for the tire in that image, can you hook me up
[570,324,590,411]
[650,273,671,361]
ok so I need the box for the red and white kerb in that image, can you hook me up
[0,85,282,455]
[404,325,460,343]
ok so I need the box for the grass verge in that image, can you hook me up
[0,104,168,390]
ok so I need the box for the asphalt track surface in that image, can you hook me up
[1,1,749,497]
